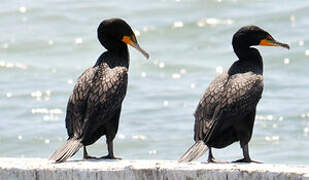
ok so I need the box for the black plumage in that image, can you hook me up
[179,25,289,163]
[49,18,149,163]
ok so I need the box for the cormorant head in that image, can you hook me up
[232,25,290,50]
[98,18,149,59]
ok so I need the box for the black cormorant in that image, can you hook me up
[179,25,289,163]
[49,18,149,163]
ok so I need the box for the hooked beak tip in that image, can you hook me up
[282,43,290,50]
[132,42,150,59]
[135,43,150,59]
[145,53,150,59]
[272,39,290,49]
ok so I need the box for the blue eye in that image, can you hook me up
[131,35,137,43]
[266,36,273,40]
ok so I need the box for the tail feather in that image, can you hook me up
[178,140,208,163]
[49,139,82,163]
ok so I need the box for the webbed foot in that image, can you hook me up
[232,158,261,163]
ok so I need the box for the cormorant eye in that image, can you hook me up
[131,35,137,43]
[266,36,273,40]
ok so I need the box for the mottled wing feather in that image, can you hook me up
[80,65,128,141]
[65,67,98,138]
[225,72,264,111]
[65,64,128,140]
[194,72,263,142]
[88,65,127,113]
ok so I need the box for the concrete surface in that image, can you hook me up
[0,158,309,180]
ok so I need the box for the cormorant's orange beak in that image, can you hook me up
[122,35,149,59]
[259,37,290,49]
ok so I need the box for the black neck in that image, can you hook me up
[94,45,129,68]
[229,47,263,75]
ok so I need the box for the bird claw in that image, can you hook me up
[99,155,122,160]
[84,155,98,159]
[201,158,228,164]
[232,158,262,163]
[209,159,228,164]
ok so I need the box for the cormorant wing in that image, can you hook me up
[194,72,264,142]
[78,65,128,142]
[65,64,128,139]
[65,67,98,138]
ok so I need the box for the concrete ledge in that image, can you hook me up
[1,158,309,180]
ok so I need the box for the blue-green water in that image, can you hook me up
[0,0,308,165]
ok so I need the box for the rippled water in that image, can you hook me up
[0,0,308,165]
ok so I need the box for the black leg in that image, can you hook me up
[100,137,121,160]
[232,144,261,163]
[205,147,227,163]
[208,148,215,163]
[233,110,261,163]
[99,107,122,160]
[83,146,97,159]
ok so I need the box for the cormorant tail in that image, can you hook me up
[178,140,208,163]
[49,138,82,163]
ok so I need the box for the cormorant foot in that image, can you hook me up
[209,159,228,163]
[232,158,262,163]
[201,158,227,164]
[83,155,98,159]
[99,155,122,160]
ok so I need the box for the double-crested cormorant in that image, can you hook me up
[49,18,149,163]
[179,25,289,163]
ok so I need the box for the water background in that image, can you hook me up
[0,0,308,165]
